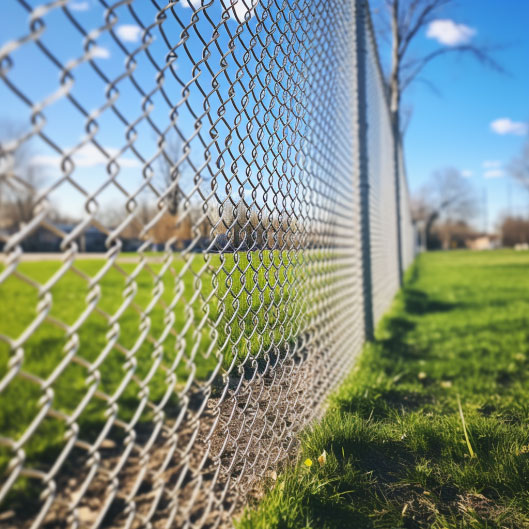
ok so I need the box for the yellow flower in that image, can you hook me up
[304,458,313,467]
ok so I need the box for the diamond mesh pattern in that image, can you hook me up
[0,1,416,527]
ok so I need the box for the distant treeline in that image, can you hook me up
[1,200,340,253]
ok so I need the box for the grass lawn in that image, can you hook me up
[0,249,309,505]
[238,250,529,529]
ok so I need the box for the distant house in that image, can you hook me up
[13,223,143,253]
[465,234,500,251]
[189,237,211,253]
[122,238,143,252]
[0,228,10,252]
[210,233,235,253]
[28,224,108,253]
[79,225,108,252]
[514,243,529,251]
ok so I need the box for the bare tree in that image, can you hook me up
[157,132,185,216]
[433,219,476,250]
[156,130,219,244]
[508,138,529,192]
[0,123,46,232]
[500,215,529,247]
[412,167,477,248]
[373,0,503,136]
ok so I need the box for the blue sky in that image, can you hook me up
[1,1,527,232]
[0,0,292,220]
[389,0,529,231]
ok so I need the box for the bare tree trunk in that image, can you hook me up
[390,0,400,135]
[390,0,404,283]
[425,211,439,249]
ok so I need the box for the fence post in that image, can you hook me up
[353,0,374,341]
[394,136,404,286]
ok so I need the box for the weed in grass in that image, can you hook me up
[457,395,476,459]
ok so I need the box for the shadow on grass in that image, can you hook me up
[332,284,452,419]
[376,315,424,365]
[373,285,457,364]
[403,288,457,315]
[340,387,436,420]
[302,496,374,529]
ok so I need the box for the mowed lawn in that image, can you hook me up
[239,250,529,529]
[0,250,306,503]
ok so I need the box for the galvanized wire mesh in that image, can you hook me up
[398,143,416,272]
[363,12,401,326]
[0,0,415,527]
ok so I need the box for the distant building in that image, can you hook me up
[5,223,143,253]
[209,233,234,253]
[514,243,529,251]
[23,224,107,252]
[465,234,500,251]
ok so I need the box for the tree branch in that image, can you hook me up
[400,44,507,95]
[509,139,529,191]
[398,0,453,61]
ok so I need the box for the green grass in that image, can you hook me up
[238,250,529,529]
[0,249,309,507]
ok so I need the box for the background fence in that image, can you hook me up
[0,0,416,527]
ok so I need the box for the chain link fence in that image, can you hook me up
[0,0,416,527]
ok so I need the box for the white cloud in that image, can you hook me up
[482,160,505,178]
[183,0,258,22]
[69,1,90,11]
[483,168,505,179]
[31,144,141,169]
[426,19,476,46]
[482,160,501,169]
[490,118,528,136]
[89,45,110,59]
[116,24,142,43]
[461,169,473,178]
[182,0,202,7]
[226,0,258,21]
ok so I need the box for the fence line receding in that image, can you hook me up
[0,0,416,527]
